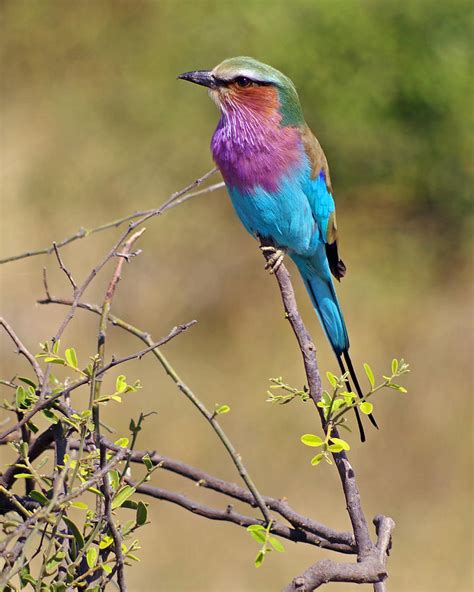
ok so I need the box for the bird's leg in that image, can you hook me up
[260,245,287,274]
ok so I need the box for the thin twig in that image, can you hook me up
[52,242,77,291]
[39,297,272,524]
[90,227,146,446]
[129,481,339,550]
[0,321,196,442]
[100,442,127,592]
[0,318,44,385]
[0,170,222,266]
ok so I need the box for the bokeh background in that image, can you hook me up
[1,1,473,591]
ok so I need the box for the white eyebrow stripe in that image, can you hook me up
[213,67,277,84]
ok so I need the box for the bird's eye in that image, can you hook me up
[235,76,252,88]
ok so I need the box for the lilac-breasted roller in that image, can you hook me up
[178,57,377,440]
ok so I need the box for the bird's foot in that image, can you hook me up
[260,246,287,274]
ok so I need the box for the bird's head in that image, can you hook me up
[178,57,304,126]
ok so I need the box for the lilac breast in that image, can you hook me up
[211,111,303,194]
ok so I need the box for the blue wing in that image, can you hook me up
[299,127,346,280]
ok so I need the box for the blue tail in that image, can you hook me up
[292,253,378,441]
[292,253,349,356]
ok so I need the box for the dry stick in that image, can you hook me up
[39,297,272,524]
[259,245,393,590]
[100,442,127,592]
[0,168,218,444]
[0,173,223,266]
[102,440,355,551]
[0,318,45,385]
[0,168,220,445]
[89,230,145,592]
[0,433,355,553]
[90,228,146,442]
[127,480,343,551]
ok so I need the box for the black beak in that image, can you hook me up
[177,70,216,89]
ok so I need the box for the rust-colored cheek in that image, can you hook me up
[224,85,280,116]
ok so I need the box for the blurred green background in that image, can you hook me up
[1,1,473,591]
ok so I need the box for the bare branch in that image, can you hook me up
[259,242,393,589]
[39,297,272,524]
[0,318,44,385]
[100,442,127,592]
[0,169,222,266]
[129,481,341,551]
[52,242,77,291]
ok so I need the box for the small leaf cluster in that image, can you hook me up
[301,429,350,466]
[265,377,309,405]
[300,358,409,467]
[246,520,285,568]
[1,338,152,592]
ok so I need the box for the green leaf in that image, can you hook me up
[300,434,324,447]
[116,375,127,393]
[63,516,84,550]
[249,530,266,543]
[269,537,285,552]
[71,501,88,510]
[391,384,408,393]
[29,490,49,506]
[45,550,65,574]
[108,470,120,492]
[52,340,61,354]
[136,501,147,526]
[42,409,59,424]
[363,363,375,388]
[321,391,331,406]
[112,485,136,510]
[26,420,38,434]
[255,550,265,568]
[326,371,337,388]
[215,404,230,415]
[102,564,112,574]
[328,443,344,452]
[18,377,36,388]
[15,386,27,409]
[44,357,65,364]
[391,358,399,375]
[14,473,33,479]
[247,524,266,532]
[329,437,350,451]
[142,454,153,471]
[331,399,345,412]
[310,453,324,466]
[359,401,373,415]
[99,535,113,550]
[65,348,78,369]
[121,499,139,510]
[114,437,129,448]
[86,547,98,569]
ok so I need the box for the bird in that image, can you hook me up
[178,57,377,441]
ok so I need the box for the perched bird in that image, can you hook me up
[178,57,377,440]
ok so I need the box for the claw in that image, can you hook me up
[261,246,287,274]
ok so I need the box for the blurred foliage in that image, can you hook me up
[2,0,472,257]
[1,1,473,591]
